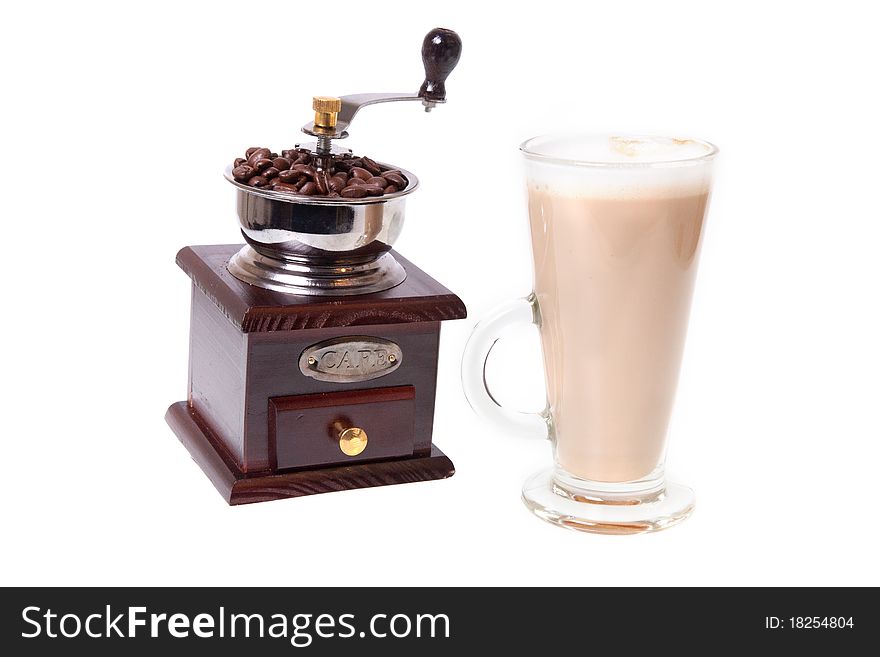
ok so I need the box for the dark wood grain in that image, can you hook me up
[269,386,416,470]
[243,323,440,471]
[170,243,463,503]
[188,286,247,463]
[166,401,240,500]
[176,245,467,332]
[166,402,455,506]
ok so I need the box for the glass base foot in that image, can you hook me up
[521,468,695,535]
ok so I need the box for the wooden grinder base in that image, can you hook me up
[166,245,465,505]
[166,402,455,505]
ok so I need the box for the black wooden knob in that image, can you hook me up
[418,28,462,103]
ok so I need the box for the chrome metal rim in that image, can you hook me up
[227,245,407,296]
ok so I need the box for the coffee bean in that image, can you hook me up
[247,148,272,166]
[235,147,404,198]
[293,164,316,178]
[341,185,368,198]
[253,158,273,172]
[383,171,407,188]
[315,171,329,195]
[362,157,382,175]
[232,164,254,180]
[361,183,385,196]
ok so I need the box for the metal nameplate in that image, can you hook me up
[299,337,403,383]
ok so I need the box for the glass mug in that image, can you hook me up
[462,133,717,534]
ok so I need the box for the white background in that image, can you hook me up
[2,0,878,587]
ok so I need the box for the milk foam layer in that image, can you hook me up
[522,134,716,199]
[524,134,714,164]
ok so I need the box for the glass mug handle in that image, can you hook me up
[461,294,550,440]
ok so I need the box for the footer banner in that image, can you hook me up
[0,587,871,654]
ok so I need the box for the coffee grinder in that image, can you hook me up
[165,28,465,505]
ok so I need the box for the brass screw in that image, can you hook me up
[313,96,342,130]
[388,353,397,363]
[338,427,368,457]
[307,356,317,366]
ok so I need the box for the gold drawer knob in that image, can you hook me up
[337,426,368,457]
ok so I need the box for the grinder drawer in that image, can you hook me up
[268,386,416,470]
